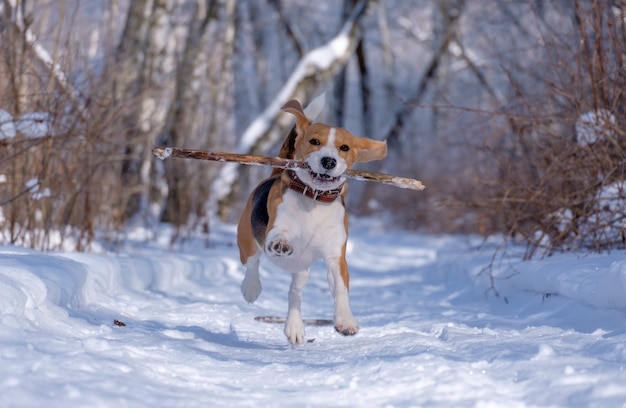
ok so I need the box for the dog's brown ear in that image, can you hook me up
[354,138,387,163]
[281,100,311,134]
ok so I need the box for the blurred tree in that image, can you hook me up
[159,0,222,227]
[114,0,173,220]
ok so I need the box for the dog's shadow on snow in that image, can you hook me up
[136,320,287,357]
[177,324,273,349]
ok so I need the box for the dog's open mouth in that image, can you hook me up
[309,169,341,184]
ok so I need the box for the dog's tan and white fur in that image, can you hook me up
[237,98,387,344]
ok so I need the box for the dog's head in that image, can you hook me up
[282,99,387,191]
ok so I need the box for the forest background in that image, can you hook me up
[0,0,624,256]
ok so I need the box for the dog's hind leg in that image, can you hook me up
[241,250,262,303]
[284,270,310,344]
[238,185,267,304]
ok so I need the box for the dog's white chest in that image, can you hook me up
[265,190,346,271]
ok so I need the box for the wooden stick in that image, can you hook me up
[152,146,425,191]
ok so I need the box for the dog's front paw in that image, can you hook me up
[266,239,293,257]
[284,316,305,344]
[334,314,359,336]
[241,275,262,303]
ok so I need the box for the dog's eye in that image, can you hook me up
[340,144,350,152]
[309,138,320,146]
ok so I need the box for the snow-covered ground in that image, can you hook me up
[1,220,625,407]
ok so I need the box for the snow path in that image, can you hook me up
[1,222,625,407]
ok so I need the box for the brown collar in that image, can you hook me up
[287,171,344,203]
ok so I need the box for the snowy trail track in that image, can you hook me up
[1,223,625,407]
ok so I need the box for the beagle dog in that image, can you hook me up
[237,99,387,344]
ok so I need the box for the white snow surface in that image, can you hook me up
[1,220,625,407]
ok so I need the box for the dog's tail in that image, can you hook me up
[272,93,326,176]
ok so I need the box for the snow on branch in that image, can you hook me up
[0,110,55,140]
[210,0,378,214]
[0,109,16,140]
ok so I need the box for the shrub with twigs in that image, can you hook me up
[458,1,625,256]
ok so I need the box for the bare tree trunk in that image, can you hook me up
[205,0,236,141]
[355,38,371,134]
[115,0,151,219]
[231,0,261,138]
[115,0,172,221]
[332,0,356,127]
[160,0,219,227]
[1,0,27,115]
[334,0,372,133]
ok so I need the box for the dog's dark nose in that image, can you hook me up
[321,157,336,170]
